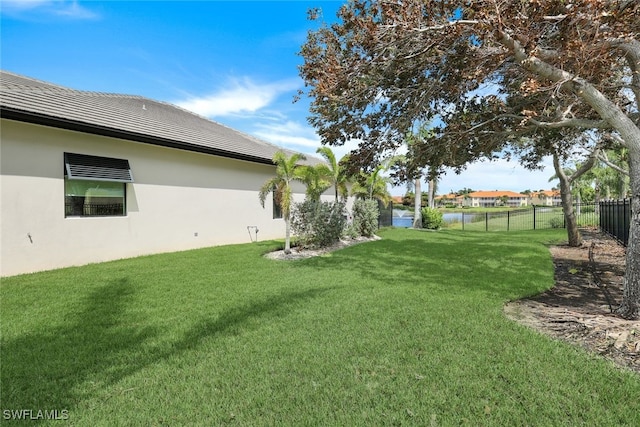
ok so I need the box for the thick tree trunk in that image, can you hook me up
[428,178,436,209]
[617,155,640,319]
[413,178,422,228]
[553,154,582,247]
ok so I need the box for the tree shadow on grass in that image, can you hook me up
[1,277,332,421]
[1,277,153,416]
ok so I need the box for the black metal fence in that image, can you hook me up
[386,201,631,246]
[599,199,631,247]
[378,200,393,227]
[387,203,601,231]
[450,203,599,232]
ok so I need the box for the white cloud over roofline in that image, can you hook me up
[175,77,300,118]
[252,120,362,162]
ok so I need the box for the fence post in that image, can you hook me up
[533,206,536,230]
[507,210,510,231]
[485,212,488,231]
[598,198,630,247]
[627,198,631,246]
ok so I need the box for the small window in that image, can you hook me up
[272,193,283,219]
[65,179,126,217]
[64,153,132,217]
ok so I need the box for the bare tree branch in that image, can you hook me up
[598,151,630,177]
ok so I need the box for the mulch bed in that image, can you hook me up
[504,228,639,374]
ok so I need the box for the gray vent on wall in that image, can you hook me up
[64,152,134,182]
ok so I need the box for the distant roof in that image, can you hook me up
[468,190,526,198]
[531,190,560,197]
[435,193,462,199]
[0,70,316,166]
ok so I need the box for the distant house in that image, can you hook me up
[435,193,464,207]
[463,191,528,208]
[530,190,562,206]
[0,71,334,276]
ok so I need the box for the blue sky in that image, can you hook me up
[1,0,556,195]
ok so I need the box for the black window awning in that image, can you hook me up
[64,152,134,182]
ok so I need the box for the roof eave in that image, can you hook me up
[1,107,275,166]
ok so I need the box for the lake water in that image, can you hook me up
[392,212,481,227]
[392,217,414,228]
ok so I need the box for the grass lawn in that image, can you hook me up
[2,228,638,425]
[445,208,598,231]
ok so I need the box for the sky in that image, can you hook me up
[1,0,558,195]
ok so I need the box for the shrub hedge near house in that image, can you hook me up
[352,199,379,237]
[291,200,347,248]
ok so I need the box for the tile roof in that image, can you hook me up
[468,190,526,198]
[531,190,561,197]
[435,193,461,199]
[0,70,315,165]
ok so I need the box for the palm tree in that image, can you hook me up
[351,165,392,205]
[316,146,349,202]
[596,148,630,200]
[403,123,435,227]
[259,151,306,254]
[300,163,331,202]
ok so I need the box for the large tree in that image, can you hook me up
[550,146,600,246]
[299,1,640,319]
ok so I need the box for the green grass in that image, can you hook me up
[445,208,599,231]
[2,229,639,426]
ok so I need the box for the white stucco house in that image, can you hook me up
[463,190,529,208]
[529,190,562,206]
[0,71,334,276]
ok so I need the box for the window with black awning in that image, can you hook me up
[64,152,133,183]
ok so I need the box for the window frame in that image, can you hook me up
[63,153,133,218]
[272,191,283,219]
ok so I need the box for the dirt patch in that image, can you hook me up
[505,229,639,374]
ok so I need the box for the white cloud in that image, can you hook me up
[175,77,300,118]
[249,112,557,197]
[54,0,95,19]
[252,120,363,162]
[254,121,319,148]
[1,0,49,10]
[175,76,363,162]
[1,0,98,19]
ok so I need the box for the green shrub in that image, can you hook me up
[549,216,564,229]
[421,207,444,230]
[291,200,347,248]
[342,222,360,239]
[352,199,379,237]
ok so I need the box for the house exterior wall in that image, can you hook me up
[1,120,327,276]
[466,193,528,208]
